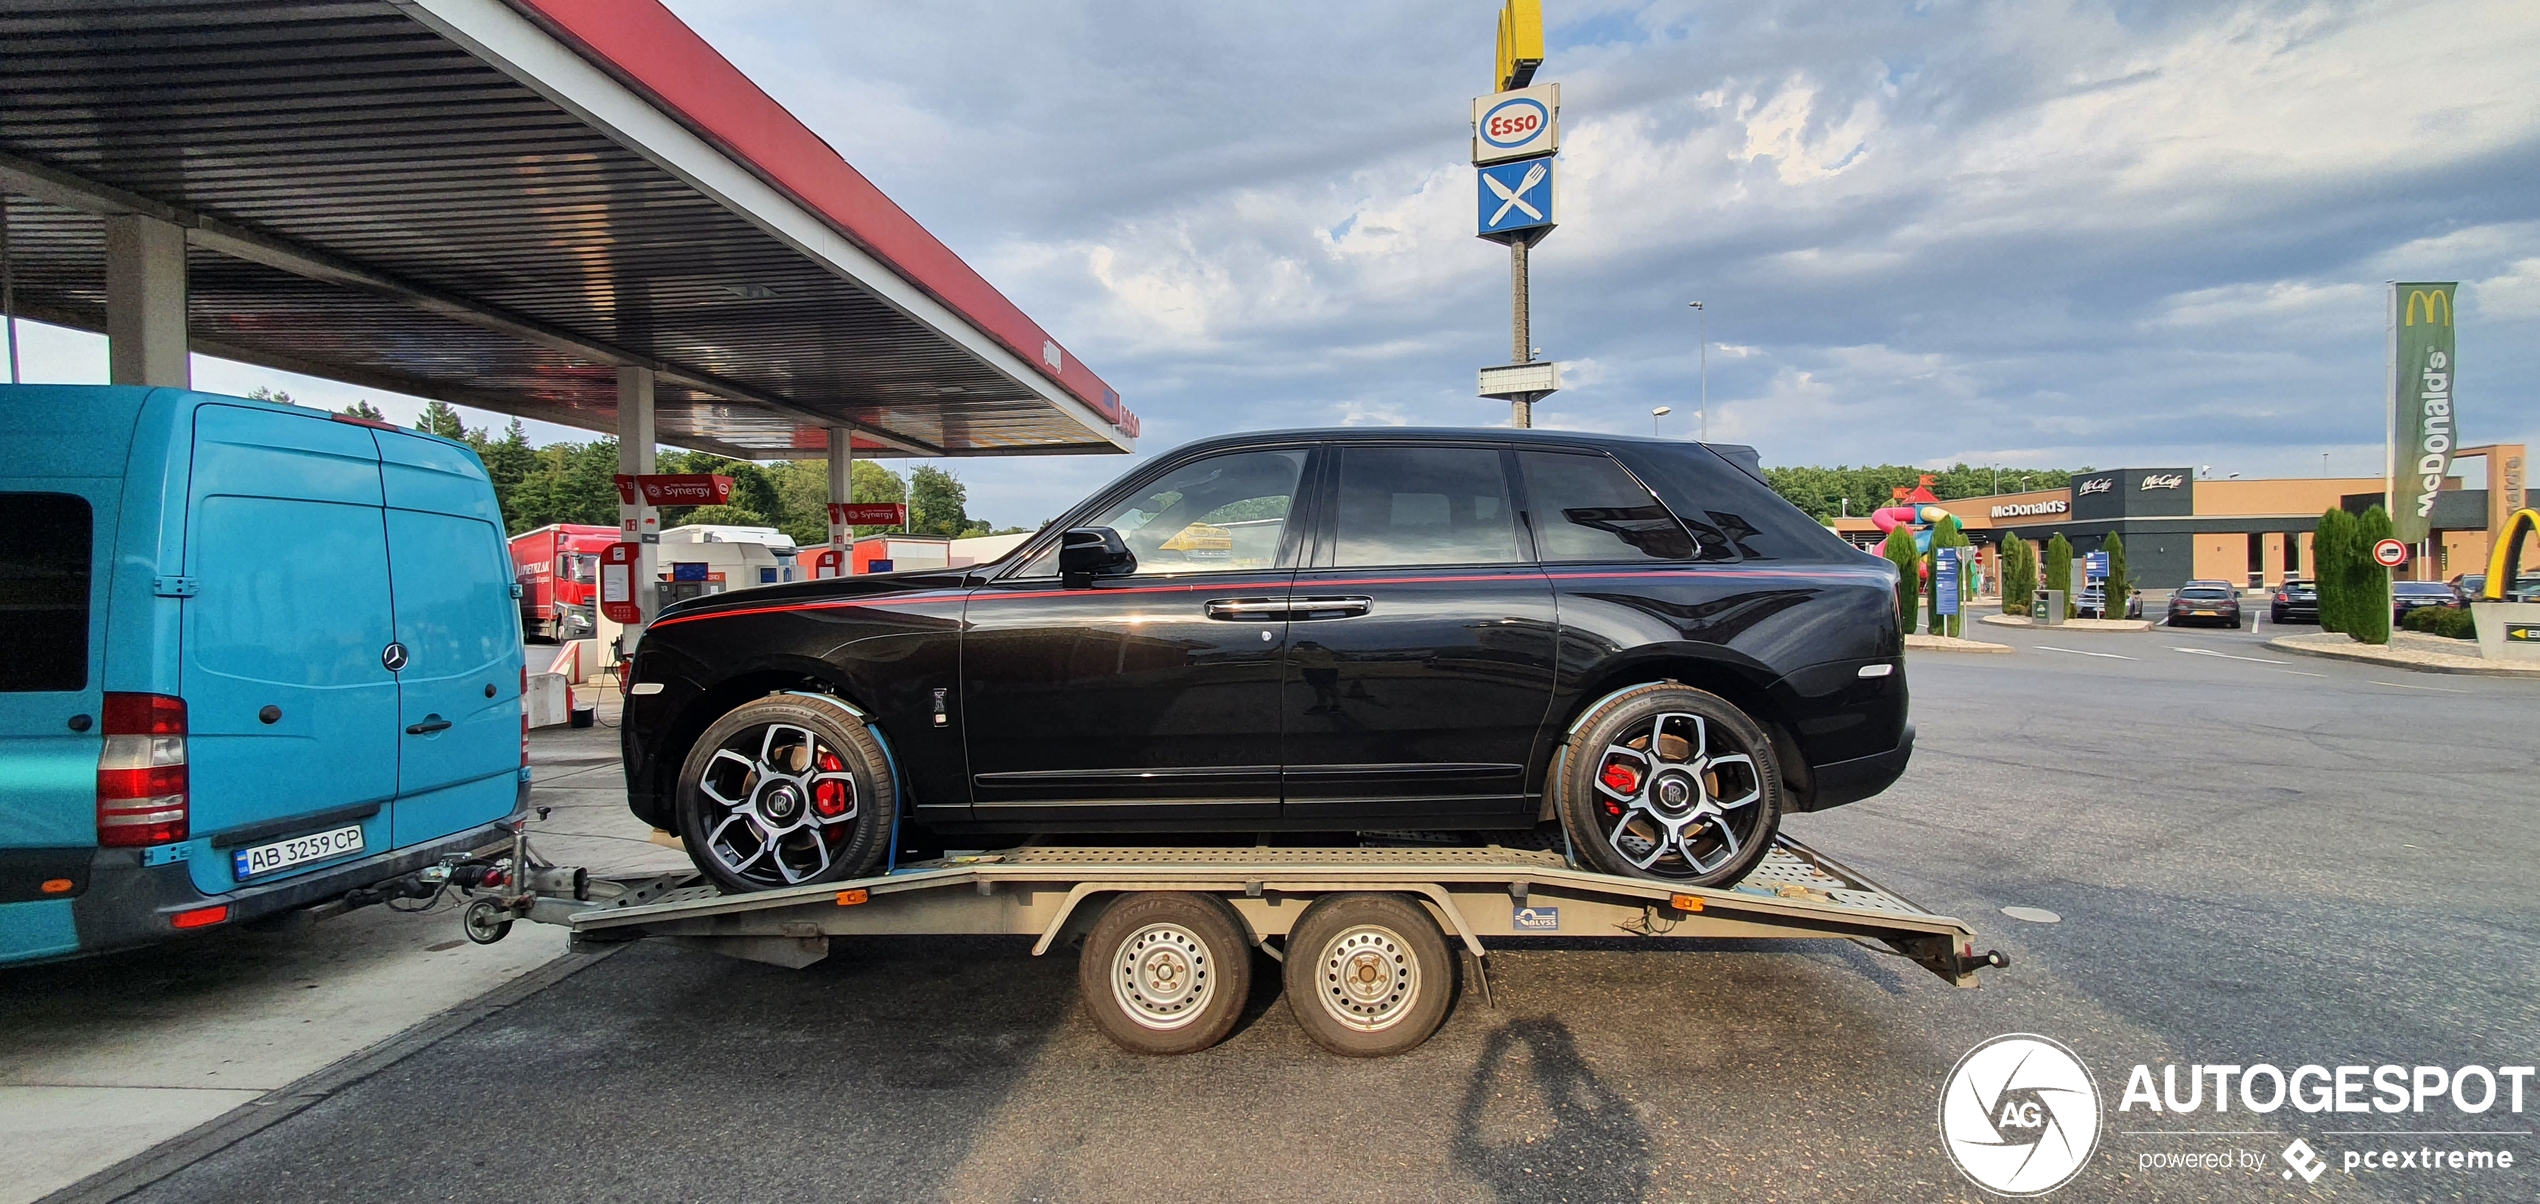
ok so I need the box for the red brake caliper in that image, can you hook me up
[1599,761,1639,814]
[812,750,849,818]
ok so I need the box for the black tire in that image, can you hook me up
[1283,893,1455,1057]
[1078,892,1252,1055]
[675,694,895,893]
[1556,683,1784,887]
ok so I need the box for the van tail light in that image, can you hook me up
[98,693,188,847]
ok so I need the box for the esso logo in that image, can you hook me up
[1481,98,1549,148]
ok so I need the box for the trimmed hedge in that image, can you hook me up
[2401,605,2477,640]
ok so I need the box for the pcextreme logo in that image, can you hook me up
[1941,1034,2104,1196]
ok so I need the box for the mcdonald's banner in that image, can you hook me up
[2389,282,2458,545]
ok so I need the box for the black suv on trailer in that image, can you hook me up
[619,430,1912,892]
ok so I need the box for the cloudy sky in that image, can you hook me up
[17,0,2537,528]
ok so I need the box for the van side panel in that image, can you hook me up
[181,405,400,895]
[377,431,524,846]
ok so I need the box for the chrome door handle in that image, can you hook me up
[405,714,453,735]
[1204,598,1289,620]
[1289,596,1371,619]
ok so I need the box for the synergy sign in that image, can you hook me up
[1472,82,1558,165]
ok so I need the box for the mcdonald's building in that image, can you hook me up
[1831,448,2530,591]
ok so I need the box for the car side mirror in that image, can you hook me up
[1059,527,1136,587]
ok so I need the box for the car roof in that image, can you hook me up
[1161,426,1757,458]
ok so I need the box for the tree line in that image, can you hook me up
[392,397,1023,544]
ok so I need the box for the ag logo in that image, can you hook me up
[1939,1034,2102,1196]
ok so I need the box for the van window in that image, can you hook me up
[0,492,91,692]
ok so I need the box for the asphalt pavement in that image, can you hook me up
[44,615,2540,1202]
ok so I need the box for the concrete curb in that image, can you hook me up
[1978,614,2154,632]
[2266,635,2540,678]
[1905,634,2013,654]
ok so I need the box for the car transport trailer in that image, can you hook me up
[450,824,2006,1057]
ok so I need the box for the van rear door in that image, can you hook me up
[378,432,522,846]
[181,405,400,896]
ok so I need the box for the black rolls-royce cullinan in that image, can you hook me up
[619,429,1912,892]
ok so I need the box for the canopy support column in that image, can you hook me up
[827,425,854,555]
[105,213,188,387]
[618,365,659,639]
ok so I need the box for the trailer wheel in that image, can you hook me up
[674,694,895,893]
[1557,683,1783,888]
[1284,893,1454,1057]
[1078,892,1252,1055]
[461,897,512,945]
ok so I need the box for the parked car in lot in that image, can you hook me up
[2270,579,2318,624]
[2450,573,2540,603]
[2076,584,2142,620]
[2167,581,2243,628]
[1,386,527,965]
[621,430,1913,891]
[2392,580,2461,621]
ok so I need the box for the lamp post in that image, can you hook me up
[1687,301,1707,442]
[1651,405,1671,436]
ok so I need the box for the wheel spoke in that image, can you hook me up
[706,812,775,873]
[1610,813,1670,869]
[759,724,817,775]
[1703,753,1763,809]
[1683,814,1740,873]
[775,828,831,884]
[700,749,756,807]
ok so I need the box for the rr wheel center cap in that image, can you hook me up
[760,783,803,822]
[1652,770,1699,813]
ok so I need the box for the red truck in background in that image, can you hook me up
[511,523,618,642]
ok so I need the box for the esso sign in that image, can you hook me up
[1472,83,1559,164]
[599,542,644,624]
[1484,102,1542,144]
[2372,538,2409,568]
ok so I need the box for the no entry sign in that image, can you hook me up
[2372,538,2409,568]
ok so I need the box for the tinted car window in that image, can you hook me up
[1332,446,1521,567]
[2177,587,2233,599]
[2395,582,2453,596]
[0,492,90,692]
[1518,450,1691,562]
[1606,442,1851,561]
[1015,448,1305,577]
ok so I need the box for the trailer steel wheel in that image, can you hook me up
[1557,683,1783,887]
[1078,892,1252,1055]
[1283,893,1454,1057]
[674,695,895,893]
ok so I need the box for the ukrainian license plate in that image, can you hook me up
[233,824,365,881]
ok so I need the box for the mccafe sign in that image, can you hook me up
[2139,473,2185,491]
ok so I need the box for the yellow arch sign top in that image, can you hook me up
[2484,508,2539,600]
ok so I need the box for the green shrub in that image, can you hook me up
[2401,606,2477,639]
[2043,533,2075,618]
[1882,526,1920,632]
[1999,530,2032,616]
[2103,533,2129,618]
[2314,508,2356,634]
[2349,506,2394,645]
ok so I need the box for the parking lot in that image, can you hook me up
[3,615,2526,1203]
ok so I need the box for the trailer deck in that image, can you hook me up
[516,837,1993,983]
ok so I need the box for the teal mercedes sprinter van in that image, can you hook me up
[1,385,528,963]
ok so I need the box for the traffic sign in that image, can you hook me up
[2084,550,2109,579]
[1477,155,1556,241]
[1472,83,1559,165]
[1935,548,1961,616]
[2372,538,2409,568]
